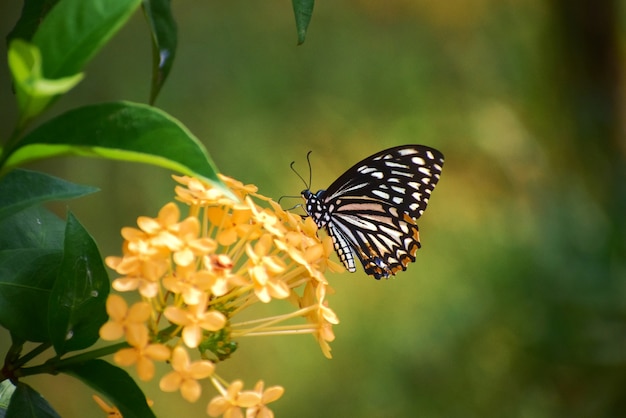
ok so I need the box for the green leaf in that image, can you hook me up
[7,0,141,125]
[32,0,142,79]
[7,0,59,43]
[63,359,156,418]
[48,212,109,355]
[0,169,99,222]
[0,207,65,343]
[142,0,178,105]
[3,101,230,196]
[0,249,62,343]
[6,383,60,418]
[0,205,65,251]
[292,0,315,45]
[0,380,17,415]
[7,39,84,124]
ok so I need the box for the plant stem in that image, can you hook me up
[13,343,52,369]
[15,324,179,378]
[16,342,128,378]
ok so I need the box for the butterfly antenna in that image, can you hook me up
[285,202,304,212]
[277,194,301,205]
[290,153,312,190]
[306,150,313,191]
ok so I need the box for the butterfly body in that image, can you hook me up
[301,145,444,280]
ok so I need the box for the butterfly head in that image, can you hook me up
[301,189,330,228]
[301,189,313,199]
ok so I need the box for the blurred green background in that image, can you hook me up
[2,1,626,417]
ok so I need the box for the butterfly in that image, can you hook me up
[300,145,444,280]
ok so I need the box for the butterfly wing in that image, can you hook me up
[321,145,444,279]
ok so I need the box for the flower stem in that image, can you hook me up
[234,328,316,337]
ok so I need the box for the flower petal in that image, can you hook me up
[188,361,215,379]
[237,391,261,408]
[158,202,180,226]
[207,397,230,417]
[99,321,124,341]
[127,301,151,322]
[174,247,195,267]
[164,307,191,326]
[182,324,203,348]
[114,347,139,366]
[136,356,155,381]
[126,324,149,347]
[262,386,285,403]
[106,294,128,319]
[199,311,227,331]
[171,346,190,370]
[112,277,140,292]
[145,344,171,361]
[125,323,149,346]
[159,371,183,392]
[181,379,202,403]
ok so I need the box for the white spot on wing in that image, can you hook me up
[412,156,426,165]
[338,214,378,231]
[358,166,377,174]
[372,190,390,200]
[398,148,419,156]
[385,161,409,169]
[418,167,431,176]
[391,170,413,178]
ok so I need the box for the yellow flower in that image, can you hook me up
[318,234,346,273]
[140,203,217,265]
[244,380,284,418]
[203,254,247,297]
[206,380,261,418]
[113,326,170,381]
[207,206,254,246]
[106,239,168,298]
[106,224,174,298]
[107,173,346,409]
[99,294,150,342]
[170,216,217,267]
[270,203,343,281]
[300,281,339,359]
[247,197,284,238]
[173,175,233,207]
[245,234,290,303]
[160,346,215,402]
[137,202,182,247]
[219,174,258,200]
[312,282,339,325]
[164,293,227,348]
[162,264,217,305]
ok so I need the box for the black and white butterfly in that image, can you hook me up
[300,145,444,280]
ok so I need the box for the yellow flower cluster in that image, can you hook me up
[99,174,344,416]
